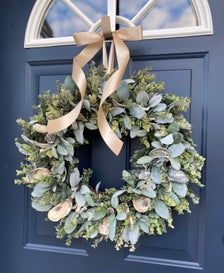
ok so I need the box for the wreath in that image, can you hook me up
[15,64,204,251]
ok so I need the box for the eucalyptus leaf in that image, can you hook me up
[129,105,146,119]
[64,212,78,234]
[31,201,52,212]
[80,185,90,194]
[116,212,127,221]
[95,182,101,193]
[64,76,75,92]
[117,80,129,101]
[160,134,174,145]
[169,143,185,158]
[70,168,81,189]
[111,190,125,208]
[154,200,169,219]
[129,223,140,245]
[139,220,149,233]
[108,214,117,241]
[57,145,68,156]
[75,192,86,207]
[151,166,161,184]
[74,123,84,144]
[111,107,125,117]
[93,208,107,221]
[85,123,97,130]
[123,115,132,130]
[137,156,152,165]
[136,91,149,104]
[149,94,162,108]
[172,183,188,197]
[142,188,156,198]
[85,193,95,206]
[153,103,167,112]
[170,158,181,170]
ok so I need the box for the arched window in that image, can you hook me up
[25,0,213,48]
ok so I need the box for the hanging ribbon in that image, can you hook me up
[47,16,143,156]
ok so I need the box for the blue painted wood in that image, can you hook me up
[1,1,224,273]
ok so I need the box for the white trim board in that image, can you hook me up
[24,0,213,48]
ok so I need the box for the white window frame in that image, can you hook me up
[24,0,213,48]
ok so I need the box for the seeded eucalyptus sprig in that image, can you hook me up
[15,64,205,251]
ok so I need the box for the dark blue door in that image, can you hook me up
[1,0,224,272]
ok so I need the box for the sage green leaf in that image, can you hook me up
[154,200,169,219]
[117,80,129,101]
[89,229,98,239]
[31,201,52,212]
[139,220,149,233]
[83,99,91,111]
[168,167,189,183]
[130,126,140,138]
[122,228,130,243]
[170,192,180,205]
[129,105,146,119]
[64,76,75,92]
[137,156,152,165]
[31,183,50,198]
[85,123,97,130]
[129,223,140,245]
[169,143,185,158]
[64,212,78,234]
[75,192,86,207]
[57,145,68,156]
[123,115,132,130]
[111,190,125,208]
[170,158,181,170]
[57,161,65,175]
[108,214,117,241]
[153,103,167,112]
[15,142,33,156]
[160,134,174,145]
[74,123,84,144]
[95,182,101,193]
[70,168,81,189]
[80,185,90,194]
[151,141,162,148]
[151,166,161,184]
[93,208,107,221]
[149,94,162,108]
[168,122,179,133]
[172,183,188,198]
[51,147,58,159]
[142,188,156,198]
[116,212,127,221]
[85,193,95,206]
[136,91,149,104]
[111,107,125,117]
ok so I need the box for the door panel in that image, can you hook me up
[1,1,224,273]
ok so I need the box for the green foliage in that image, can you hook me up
[15,64,204,251]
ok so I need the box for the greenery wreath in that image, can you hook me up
[15,64,205,251]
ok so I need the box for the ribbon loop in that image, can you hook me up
[47,16,143,155]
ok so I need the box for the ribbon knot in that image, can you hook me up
[47,16,143,156]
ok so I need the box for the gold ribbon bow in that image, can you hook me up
[47,16,143,156]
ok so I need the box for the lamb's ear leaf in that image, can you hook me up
[108,214,117,241]
[154,200,169,219]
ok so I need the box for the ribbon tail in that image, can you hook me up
[97,34,130,155]
[47,41,103,133]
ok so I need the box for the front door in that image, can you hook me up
[1,0,224,273]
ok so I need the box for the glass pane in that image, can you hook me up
[71,0,107,22]
[138,0,198,30]
[119,0,149,20]
[40,0,88,38]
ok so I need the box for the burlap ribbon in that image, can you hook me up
[47,16,143,156]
